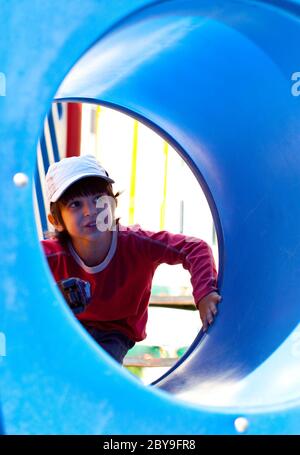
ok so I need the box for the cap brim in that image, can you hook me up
[50,173,115,203]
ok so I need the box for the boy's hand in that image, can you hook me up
[197,291,221,332]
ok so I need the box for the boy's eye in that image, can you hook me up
[69,200,80,208]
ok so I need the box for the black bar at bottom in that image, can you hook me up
[0,435,299,452]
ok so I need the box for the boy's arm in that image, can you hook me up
[133,226,221,329]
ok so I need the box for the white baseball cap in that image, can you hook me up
[46,154,114,203]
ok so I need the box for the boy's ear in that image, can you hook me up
[48,213,64,232]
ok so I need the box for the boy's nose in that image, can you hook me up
[82,200,97,217]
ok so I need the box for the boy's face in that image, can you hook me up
[49,193,114,242]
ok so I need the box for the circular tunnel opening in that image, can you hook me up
[36,0,274,406]
[35,99,220,386]
[35,0,300,410]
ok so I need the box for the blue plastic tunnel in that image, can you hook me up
[1,0,300,434]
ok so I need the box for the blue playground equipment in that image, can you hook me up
[1,0,300,435]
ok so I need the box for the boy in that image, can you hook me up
[42,154,221,364]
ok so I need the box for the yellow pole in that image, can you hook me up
[129,120,138,225]
[160,140,169,230]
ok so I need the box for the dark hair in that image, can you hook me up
[45,176,120,243]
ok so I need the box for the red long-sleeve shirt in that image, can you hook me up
[41,224,218,341]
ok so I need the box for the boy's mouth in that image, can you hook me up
[84,221,97,228]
